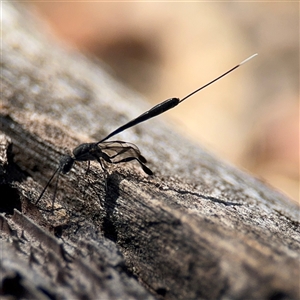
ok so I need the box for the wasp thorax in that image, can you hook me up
[73,143,98,161]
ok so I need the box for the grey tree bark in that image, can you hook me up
[1,3,299,300]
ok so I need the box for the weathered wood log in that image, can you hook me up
[1,3,299,300]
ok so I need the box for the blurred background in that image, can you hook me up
[25,2,298,202]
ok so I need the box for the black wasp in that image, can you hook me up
[36,54,257,209]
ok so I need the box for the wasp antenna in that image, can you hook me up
[35,167,60,205]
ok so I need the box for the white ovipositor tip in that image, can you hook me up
[240,53,258,66]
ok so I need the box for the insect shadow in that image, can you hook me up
[35,54,257,211]
[101,173,121,242]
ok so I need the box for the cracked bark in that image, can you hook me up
[1,3,299,300]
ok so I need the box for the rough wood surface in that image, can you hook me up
[1,3,299,300]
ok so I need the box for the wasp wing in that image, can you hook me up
[98,141,147,163]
